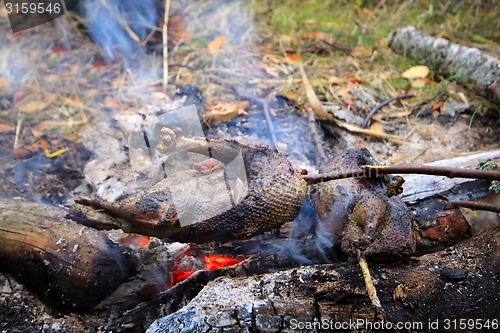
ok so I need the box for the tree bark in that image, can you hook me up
[389,26,500,104]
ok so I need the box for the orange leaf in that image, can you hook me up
[169,15,192,44]
[346,74,363,84]
[64,97,82,107]
[207,35,228,54]
[204,101,248,125]
[369,122,385,134]
[104,96,122,108]
[0,123,14,132]
[337,86,352,100]
[31,120,59,137]
[350,46,370,58]
[12,148,32,159]
[286,54,301,62]
[0,77,9,89]
[432,101,444,111]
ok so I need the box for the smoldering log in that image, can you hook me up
[147,226,500,333]
[389,26,500,104]
[0,199,136,312]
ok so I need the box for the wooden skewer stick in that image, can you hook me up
[302,164,500,184]
[357,250,384,313]
[450,201,500,213]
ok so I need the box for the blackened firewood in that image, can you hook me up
[0,199,136,312]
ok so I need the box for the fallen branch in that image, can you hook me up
[306,108,328,164]
[360,93,414,128]
[302,164,500,184]
[162,0,171,92]
[389,26,500,104]
[332,118,411,145]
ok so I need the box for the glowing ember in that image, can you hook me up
[202,255,244,271]
[170,269,195,287]
[169,254,244,287]
[119,234,150,247]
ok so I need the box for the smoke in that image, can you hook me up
[81,0,160,84]
[82,0,157,58]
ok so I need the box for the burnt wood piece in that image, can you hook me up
[69,138,308,243]
[147,227,500,333]
[0,199,136,312]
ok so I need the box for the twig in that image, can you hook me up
[162,0,171,92]
[261,99,279,149]
[450,201,500,213]
[13,110,24,150]
[231,85,278,149]
[299,62,332,119]
[302,164,500,184]
[357,250,384,312]
[361,93,414,128]
[306,108,328,164]
[332,118,411,144]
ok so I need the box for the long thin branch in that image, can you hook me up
[162,0,171,92]
[302,164,500,184]
[450,201,500,213]
[306,108,328,164]
[361,93,414,128]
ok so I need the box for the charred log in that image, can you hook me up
[148,227,500,333]
[0,199,136,312]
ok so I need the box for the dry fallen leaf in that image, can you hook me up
[169,14,192,44]
[411,78,427,88]
[104,96,122,108]
[286,54,301,62]
[401,65,430,79]
[328,76,342,85]
[64,97,83,108]
[0,77,9,89]
[350,46,370,58]
[31,120,60,137]
[44,93,59,104]
[432,101,445,111]
[346,74,363,84]
[207,35,228,54]
[0,123,14,132]
[299,63,331,119]
[12,148,32,159]
[18,100,49,114]
[369,122,385,134]
[204,101,248,125]
[337,86,353,101]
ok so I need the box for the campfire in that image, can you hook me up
[1,0,499,332]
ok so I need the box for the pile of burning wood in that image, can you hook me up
[1,116,499,331]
